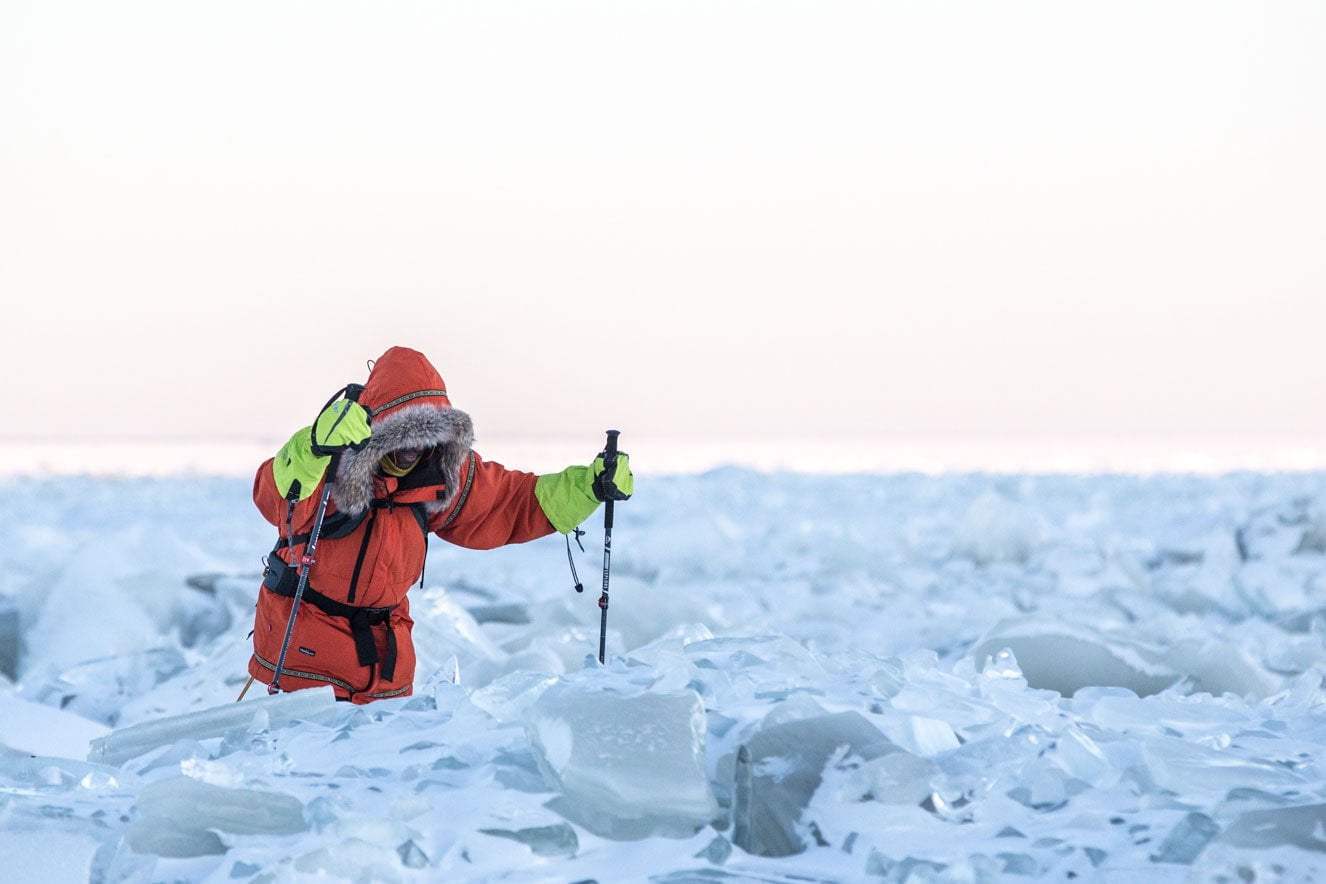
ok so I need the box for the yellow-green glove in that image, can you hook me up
[272,400,372,500]
[535,453,634,534]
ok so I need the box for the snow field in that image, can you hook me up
[0,470,1325,881]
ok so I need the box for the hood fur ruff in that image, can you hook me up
[331,403,474,518]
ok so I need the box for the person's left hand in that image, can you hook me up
[535,452,634,534]
[592,452,633,501]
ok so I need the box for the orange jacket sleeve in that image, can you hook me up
[430,451,556,549]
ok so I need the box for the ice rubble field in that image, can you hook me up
[2,471,1326,883]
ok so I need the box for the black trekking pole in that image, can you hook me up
[597,429,620,664]
[269,383,365,694]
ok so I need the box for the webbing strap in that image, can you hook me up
[438,451,478,531]
[346,511,376,604]
[369,389,448,418]
[273,508,368,551]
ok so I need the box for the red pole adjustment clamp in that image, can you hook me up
[301,554,317,566]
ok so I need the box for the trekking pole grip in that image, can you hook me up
[597,429,619,664]
[271,382,365,693]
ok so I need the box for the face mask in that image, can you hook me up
[379,451,421,477]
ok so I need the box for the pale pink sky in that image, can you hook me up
[1,1,1322,448]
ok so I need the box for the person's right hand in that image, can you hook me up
[273,400,372,501]
[310,400,372,454]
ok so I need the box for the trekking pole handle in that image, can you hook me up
[598,429,619,664]
[271,382,365,693]
[602,429,619,531]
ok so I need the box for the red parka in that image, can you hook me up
[248,347,554,702]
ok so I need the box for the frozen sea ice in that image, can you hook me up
[524,679,715,839]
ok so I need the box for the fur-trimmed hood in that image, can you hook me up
[331,347,474,517]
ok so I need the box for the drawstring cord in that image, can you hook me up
[566,527,586,593]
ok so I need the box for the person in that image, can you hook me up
[246,345,632,703]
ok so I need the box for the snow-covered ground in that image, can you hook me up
[2,468,1326,882]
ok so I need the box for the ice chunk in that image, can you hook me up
[0,594,18,680]
[295,839,413,879]
[88,685,336,765]
[695,834,732,864]
[1051,726,1114,788]
[524,680,714,839]
[137,775,307,835]
[1236,499,1326,561]
[470,671,558,724]
[997,852,1038,875]
[0,744,126,790]
[29,647,189,725]
[1007,768,1069,811]
[731,711,898,857]
[598,575,725,653]
[478,823,579,858]
[1150,812,1220,864]
[1164,638,1280,699]
[0,692,110,758]
[970,618,1178,697]
[1219,803,1326,851]
[125,814,228,858]
[977,619,1278,701]
[408,587,507,687]
[465,603,532,624]
[397,839,430,868]
[953,492,1040,565]
[24,527,198,678]
[841,751,938,806]
[1144,738,1304,798]
[878,715,960,757]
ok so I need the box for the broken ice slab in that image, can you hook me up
[478,823,579,858]
[731,711,898,857]
[397,839,430,868]
[125,774,307,858]
[970,616,1281,699]
[138,774,307,835]
[31,647,189,725]
[0,593,18,680]
[841,751,938,806]
[0,692,110,759]
[88,685,336,765]
[1236,499,1326,562]
[465,603,532,625]
[1163,638,1280,699]
[524,680,715,839]
[1144,737,1304,799]
[470,671,558,724]
[878,714,960,757]
[125,814,228,858]
[0,744,126,790]
[694,834,732,864]
[952,491,1041,565]
[408,587,507,688]
[1150,812,1220,864]
[1051,726,1114,788]
[1072,687,1248,737]
[970,618,1178,697]
[1219,803,1326,851]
